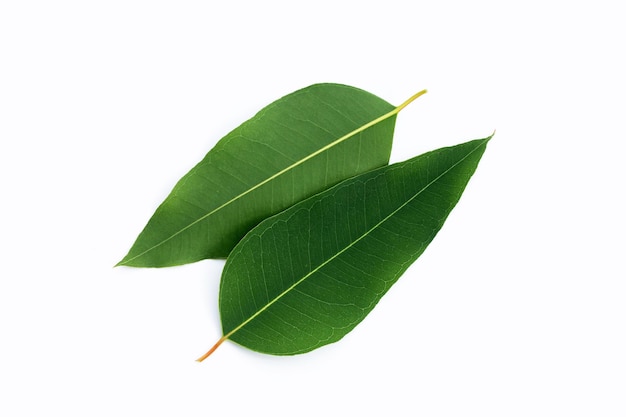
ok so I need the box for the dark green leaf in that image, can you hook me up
[119,84,425,267]
[200,136,491,359]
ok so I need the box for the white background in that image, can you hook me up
[1,1,624,415]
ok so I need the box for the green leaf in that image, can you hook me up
[118,84,426,267]
[199,136,491,359]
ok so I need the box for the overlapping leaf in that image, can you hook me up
[200,137,490,359]
[118,84,425,267]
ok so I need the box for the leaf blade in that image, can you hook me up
[119,84,422,267]
[214,136,491,356]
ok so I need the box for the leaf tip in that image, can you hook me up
[114,256,131,268]
[196,336,227,362]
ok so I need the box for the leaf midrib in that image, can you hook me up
[119,90,427,265]
[222,137,489,343]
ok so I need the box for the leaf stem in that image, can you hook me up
[196,335,227,362]
[396,89,427,113]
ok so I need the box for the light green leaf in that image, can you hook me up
[118,84,426,267]
[199,136,491,359]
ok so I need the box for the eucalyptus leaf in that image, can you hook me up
[198,136,491,359]
[118,84,426,267]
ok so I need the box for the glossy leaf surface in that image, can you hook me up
[118,84,416,267]
[209,137,490,357]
